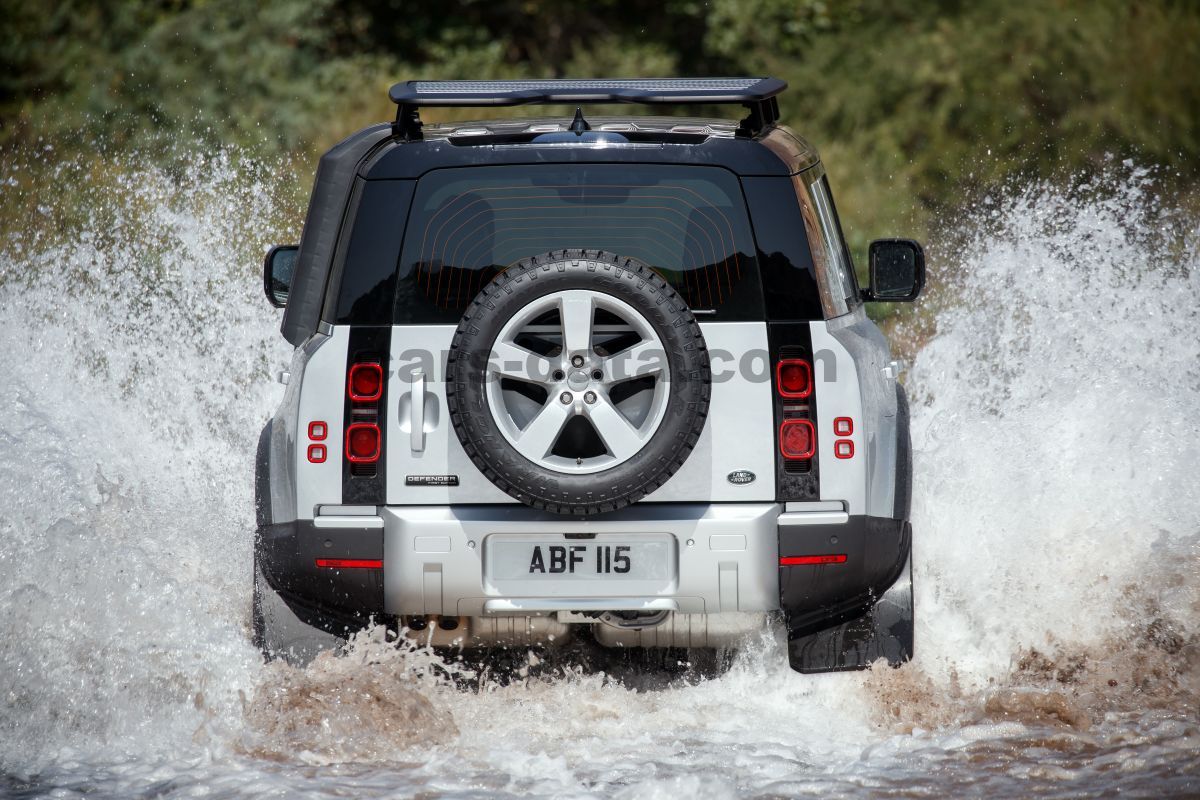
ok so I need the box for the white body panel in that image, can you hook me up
[386,324,523,505]
[809,320,868,515]
[293,326,350,517]
[646,321,776,502]
[385,321,775,505]
[820,309,901,518]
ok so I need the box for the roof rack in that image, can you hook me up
[387,78,786,140]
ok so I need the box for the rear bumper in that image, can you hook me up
[381,503,780,616]
[778,513,911,635]
[257,503,909,628]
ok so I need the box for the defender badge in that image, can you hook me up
[406,475,460,487]
[727,470,756,485]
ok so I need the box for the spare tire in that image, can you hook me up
[446,250,710,515]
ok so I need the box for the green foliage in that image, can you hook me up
[1,0,348,152]
[3,0,1199,281]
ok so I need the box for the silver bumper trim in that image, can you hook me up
[380,503,782,617]
[313,515,385,529]
[484,598,680,614]
[784,500,846,513]
[317,505,379,516]
[777,510,849,527]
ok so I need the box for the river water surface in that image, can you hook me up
[0,153,1197,798]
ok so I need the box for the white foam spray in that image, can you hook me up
[906,170,1200,697]
[1,151,1196,797]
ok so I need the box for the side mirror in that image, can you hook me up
[864,238,925,302]
[263,245,298,308]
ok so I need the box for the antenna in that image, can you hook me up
[569,107,591,135]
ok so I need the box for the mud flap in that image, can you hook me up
[786,552,913,673]
[253,562,346,666]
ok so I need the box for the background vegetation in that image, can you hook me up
[3,0,1198,297]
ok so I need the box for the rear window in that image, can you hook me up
[393,164,763,323]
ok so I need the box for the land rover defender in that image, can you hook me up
[254,78,924,673]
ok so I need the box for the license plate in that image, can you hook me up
[485,534,674,587]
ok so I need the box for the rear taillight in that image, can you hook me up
[780,554,846,566]
[773,343,818,496]
[345,359,384,477]
[779,418,815,460]
[774,355,816,473]
[776,359,812,398]
[316,558,383,569]
[348,363,383,402]
[345,422,381,462]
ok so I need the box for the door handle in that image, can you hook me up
[410,369,426,452]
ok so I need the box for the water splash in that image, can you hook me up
[1,151,1197,796]
[905,170,1200,703]
[0,147,295,770]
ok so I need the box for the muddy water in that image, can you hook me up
[0,153,1197,798]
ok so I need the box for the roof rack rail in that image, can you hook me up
[387,78,786,140]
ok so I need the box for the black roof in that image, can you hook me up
[388,78,786,139]
[280,81,813,346]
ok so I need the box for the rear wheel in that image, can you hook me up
[252,559,347,665]
[251,555,269,656]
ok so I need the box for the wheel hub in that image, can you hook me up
[567,369,590,391]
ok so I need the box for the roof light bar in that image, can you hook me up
[389,78,786,107]
[387,77,787,140]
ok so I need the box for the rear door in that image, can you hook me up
[378,163,776,505]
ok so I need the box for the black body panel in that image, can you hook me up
[894,383,913,520]
[742,177,823,321]
[778,514,910,632]
[361,137,796,181]
[769,321,820,500]
[284,121,829,334]
[788,547,914,674]
[255,421,273,529]
[257,520,385,634]
[281,123,393,346]
[342,325,391,503]
[327,178,415,325]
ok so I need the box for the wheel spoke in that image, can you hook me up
[587,396,646,462]
[517,399,572,458]
[599,339,666,383]
[491,340,556,384]
[559,294,594,356]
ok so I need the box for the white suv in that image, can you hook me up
[254,78,924,673]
